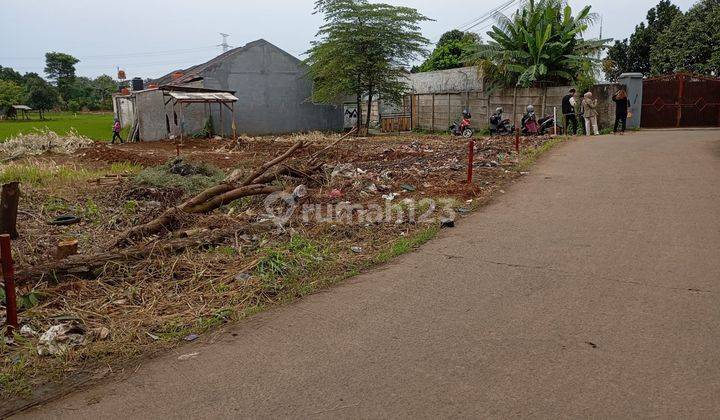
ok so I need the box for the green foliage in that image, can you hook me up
[415,31,480,73]
[305,0,431,129]
[44,52,79,102]
[0,112,125,142]
[24,77,58,118]
[193,117,215,139]
[134,159,225,195]
[255,235,331,295]
[603,0,683,79]
[0,66,23,85]
[0,80,25,117]
[650,0,720,75]
[469,0,608,89]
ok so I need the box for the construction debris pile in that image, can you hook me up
[0,128,94,161]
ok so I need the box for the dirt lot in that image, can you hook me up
[0,131,557,411]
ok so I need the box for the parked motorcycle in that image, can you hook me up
[450,109,474,138]
[521,105,556,135]
[489,107,514,135]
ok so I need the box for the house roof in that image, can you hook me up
[166,91,238,103]
[12,105,32,110]
[153,39,279,86]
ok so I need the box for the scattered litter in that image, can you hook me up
[330,163,356,179]
[235,272,252,281]
[48,214,82,226]
[292,184,308,199]
[351,246,363,254]
[146,332,161,341]
[400,184,416,192]
[365,183,378,194]
[440,217,456,229]
[90,326,111,341]
[382,193,397,201]
[520,171,530,175]
[178,352,200,361]
[37,322,87,356]
[328,189,343,198]
[457,208,471,215]
[183,333,200,342]
[0,128,94,160]
[20,325,37,338]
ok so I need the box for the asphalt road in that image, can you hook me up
[16,129,720,419]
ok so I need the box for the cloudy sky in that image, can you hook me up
[1,0,697,80]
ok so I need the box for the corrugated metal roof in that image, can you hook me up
[12,105,32,110]
[167,91,238,102]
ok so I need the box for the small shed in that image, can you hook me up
[113,86,238,141]
[9,105,32,120]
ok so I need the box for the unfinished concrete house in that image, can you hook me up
[114,39,343,141]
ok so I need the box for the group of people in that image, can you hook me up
[561,88,631,136]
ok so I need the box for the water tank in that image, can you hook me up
[131,77,144,91]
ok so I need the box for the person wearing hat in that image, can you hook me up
[561,88,578,135]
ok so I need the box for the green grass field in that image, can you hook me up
[0,112,128,142]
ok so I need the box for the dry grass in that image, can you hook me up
[0,132,562,407]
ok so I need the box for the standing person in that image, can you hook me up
[111,118,123,144]
[612,88,630,135]
[561,88,578,135]
[581,92,599,136]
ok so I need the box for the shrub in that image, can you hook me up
[134,158,225,195]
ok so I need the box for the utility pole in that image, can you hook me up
[218,33,231,53]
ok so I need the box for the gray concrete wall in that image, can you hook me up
[406,67,483,94]
[411,84,619,132]
[136,90,168,141]
[200,41,343,135]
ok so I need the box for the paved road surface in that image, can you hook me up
[17,129,720,418]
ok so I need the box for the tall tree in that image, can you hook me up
[0,80,25,117]
[470,0,608,90]
[415,30,481,73]
[602,0,681,80]
[650,0,720,75]
[25,77,58,119]
[305,0,430,132]
[44,52,79,102]
[0,66,24,85]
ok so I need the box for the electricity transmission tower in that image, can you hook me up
[218,33,232,53]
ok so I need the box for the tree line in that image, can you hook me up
[603,0,720,81]
[0,52,117,119]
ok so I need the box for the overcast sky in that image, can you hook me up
[0,0,697,80]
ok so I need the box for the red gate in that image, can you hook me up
[642,73,720,128]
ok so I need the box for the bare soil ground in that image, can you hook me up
[0,131,555,409]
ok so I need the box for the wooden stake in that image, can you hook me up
[0,182,20,239]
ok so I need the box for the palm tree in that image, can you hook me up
[470,0,609,90]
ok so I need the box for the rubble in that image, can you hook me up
[0,128,94,160]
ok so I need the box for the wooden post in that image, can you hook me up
[219,102,224,138]
[0,182,20,239]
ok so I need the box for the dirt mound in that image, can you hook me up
[77,143,165,166]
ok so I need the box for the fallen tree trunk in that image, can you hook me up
[113,140,309,247]
[17,224,274,285]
